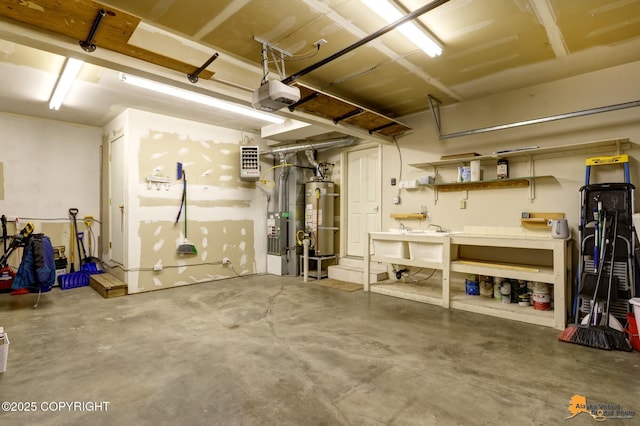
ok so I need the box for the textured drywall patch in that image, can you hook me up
[136,219,255,291]
[138,130,242,189]
[131,125,261,292]
[138,198,251,208]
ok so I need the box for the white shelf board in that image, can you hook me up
[370,281,443,306]
[371,255,444,270]
[409,137,630,169]
[450,260,555,283]
[449,290,555,328]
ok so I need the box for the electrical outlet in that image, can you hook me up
[153,263,163,271]
[313,39,328,47]
[222,257,230,265]
[393,196,400,204]
[459,200,466,209]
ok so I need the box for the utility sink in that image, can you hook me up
[370,230,463,261]
[372,239,409,259]
[407,229,448,236]
[386,229,457,236]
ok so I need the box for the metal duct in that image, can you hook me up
[276,152,290,213]
[268,136,357,156]
[305,149,320,171]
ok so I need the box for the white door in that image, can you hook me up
[346,147,381,257]
[109,135,125,266]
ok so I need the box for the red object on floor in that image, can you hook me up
[0,266,15,291]
[626,313,640,352]
[10,288,29,296]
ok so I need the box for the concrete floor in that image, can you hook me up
[0,274,638,425]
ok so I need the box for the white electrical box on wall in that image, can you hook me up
[240,146,259,181]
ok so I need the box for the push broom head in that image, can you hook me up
[177,239,197,255]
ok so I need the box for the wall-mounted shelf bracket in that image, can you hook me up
[427,94,442,135]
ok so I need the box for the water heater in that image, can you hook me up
[305,181,337,256]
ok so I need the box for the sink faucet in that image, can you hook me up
[428,223,443,232]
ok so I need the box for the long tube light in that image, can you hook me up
[49,58,84,110]
[361,0,442,57]
[119,73,285,124]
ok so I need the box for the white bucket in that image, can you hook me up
[532,283,551,311]
[0,333,9,373]
[630,298,640,332]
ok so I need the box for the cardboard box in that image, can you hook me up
[89,273,128,299]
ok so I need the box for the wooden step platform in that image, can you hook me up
[89,273,128,299]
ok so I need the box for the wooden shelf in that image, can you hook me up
[520,212,564,228]
[409,138,631,203]
[365,232,571,329]
[450,258,555,283]
[408,137,630,169]
[520,218,547,224]
[370,281,443,306]
[390,213,427,219]
[422,176,552,192]
[449,290,555,328]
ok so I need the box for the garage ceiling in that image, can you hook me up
[0,0,639,140]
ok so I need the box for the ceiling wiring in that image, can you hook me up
[284,44,321,62]
[324,49,422,89]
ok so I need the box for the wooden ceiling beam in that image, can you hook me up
[0,0,214,79]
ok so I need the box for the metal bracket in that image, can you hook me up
[368,122,395,135]
[254,37,293,85]
[187,52,219,83]
[79,9,108,52]
[288,92,318,111]
[427,94,442,136]
[253,37,294,58]
[333,108,364,124]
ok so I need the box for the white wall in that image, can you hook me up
[103,109,271,293]
[0,112,101,259]
[382,60,640,239]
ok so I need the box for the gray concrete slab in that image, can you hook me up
[0,274,638,425]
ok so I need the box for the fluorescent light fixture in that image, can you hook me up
[361,0,442,57]
[119,73,285,125]
[49,58,84,110]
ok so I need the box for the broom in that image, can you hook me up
[175,165,197,255]
[558,211,631,350]
[598,211,631,351]
[558,211,612,349]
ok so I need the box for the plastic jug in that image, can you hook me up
[548,219,569,239]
